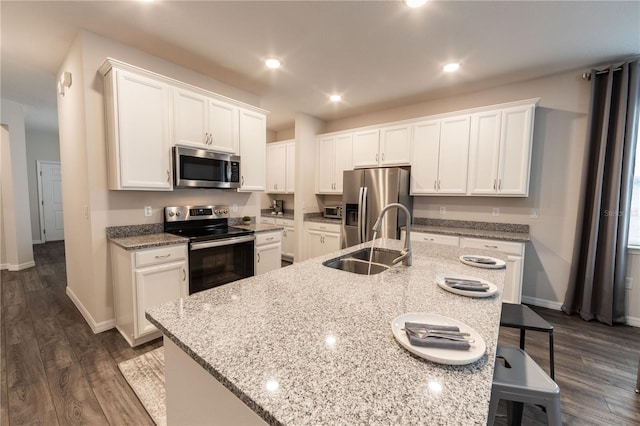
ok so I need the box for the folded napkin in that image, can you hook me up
[405,321,460,332]
[467,258,497,265]
[406,334,471,350]
[444,278,489,292]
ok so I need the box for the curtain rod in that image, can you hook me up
[582,67,623,81]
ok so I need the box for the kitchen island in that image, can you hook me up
[146,238,507,425]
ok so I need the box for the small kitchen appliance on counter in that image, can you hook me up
[164,205,255,294]
[324,206,343,219]
[271,199,284,215]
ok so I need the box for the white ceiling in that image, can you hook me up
[2,0,639,132]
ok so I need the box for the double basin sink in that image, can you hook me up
[322,247,403,275]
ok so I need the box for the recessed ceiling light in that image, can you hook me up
[329,94,342,102]
[405,0,427,8]
[265,58,281,69]
[443,62,460,73]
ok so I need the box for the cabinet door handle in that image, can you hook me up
[493,179,497,190]
[182,268,186,281]
[382,153,385,161]
[484,244,498,249]
[241,176,244,186]
[375,153,378,162]
[167,170,170,182]
[154,253,171,259]
[437,180,441,190]
[266,237,274,241]
[434,180,437,190]
[257,252,261,263]
[498,179,502,190]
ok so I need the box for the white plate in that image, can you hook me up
[391,312,486,365]
[436,274,498,298]
[459,254,505,269]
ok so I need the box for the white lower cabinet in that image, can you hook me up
[408,231,525,304]
[459,237,525,304]
[276,218,295,262]
[111,243,188,347]
[255,231,282,275]
[305,222,341,259]
[402,230,459,246]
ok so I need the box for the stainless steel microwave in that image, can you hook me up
[323,206,343,219]
[173,146,241,189]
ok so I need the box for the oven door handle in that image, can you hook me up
[190,235,255,250]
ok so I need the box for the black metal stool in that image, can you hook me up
[500,303,555,380]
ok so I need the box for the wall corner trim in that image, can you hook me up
[66,286,116,334]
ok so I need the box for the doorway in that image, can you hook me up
[37,160,64,242]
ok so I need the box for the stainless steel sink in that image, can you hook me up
[346,247,403,266]
[322,247,404,275]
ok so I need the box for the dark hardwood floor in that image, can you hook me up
[1,241,639,425]
[1,241,161,425]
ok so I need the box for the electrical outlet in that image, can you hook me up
[144,205,152,217]
[530,209,539,219]
[625,277,633,290]
[492,208,500,216]
[232,204,238,213]
[439,206,446,215]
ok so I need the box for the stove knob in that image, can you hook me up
[168,211,175,217]
[223,209,228,214]
[214,209,220,215]
[176,211,182,217]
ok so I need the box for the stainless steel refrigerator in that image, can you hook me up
[341,167,412,248]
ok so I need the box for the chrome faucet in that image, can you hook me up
[372,203,412,266]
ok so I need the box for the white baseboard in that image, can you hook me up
[7,260,36,271]
[32,239,43,244]
[65,286,116,334]
[625,315,640,327]
[521,295,563,310]
[0,263,8,271]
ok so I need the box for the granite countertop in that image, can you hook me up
[147,239,506,425]
[106,224,188,250]
[410,218,530,242]
[261,210,295,220]
[109,233,188,250]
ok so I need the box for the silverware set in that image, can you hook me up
[402,325,475,343]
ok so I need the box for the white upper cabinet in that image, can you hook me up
[316,133,353,194]
[173,88,239,153]
[102,67,172,191]
[467,103,536,196]
[411,116,470,195]
[238,108,267,192]
[207,98,239,153]
[266,140,295,194]
[352,126,411,168]
[352,129,380,168]
[379,124,411,166]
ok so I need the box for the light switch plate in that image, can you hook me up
[530,209,539,219]
[144,206,152,217]
[439,206,446,215]
[492,208,499,216]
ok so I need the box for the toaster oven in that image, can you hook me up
[323,206,343,219]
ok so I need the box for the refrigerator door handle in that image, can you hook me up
[361,186,368,243]
[357,186,364,244]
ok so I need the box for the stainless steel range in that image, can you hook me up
[164,205,255,295]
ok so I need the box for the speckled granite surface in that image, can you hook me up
[411,218,530,242]
[106,223,164,239]
[304,212,342,225]
[261,209,295,220]
[109,233,188,250]
[147,239,506,425]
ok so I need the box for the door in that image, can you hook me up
[256,243,281,275]
[352,129,380,168]
[238,109,266,191]
[498,105,534,195]
[285,142,296,193]
[334,134,353,192]
[173,89,208,148]
[410,120,440,194]
[363,168,400,242]
[208,99,238,154]
[341,169,364,248]
[135,260,186,336]
[438,115,470,194]
[38,161,64,242]
[380,124,411,166]
[468,110,501,195]
[266,142,286,193]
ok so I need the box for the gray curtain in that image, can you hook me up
[562,60,640,325]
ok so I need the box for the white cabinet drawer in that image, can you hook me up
[459,237,524,255]
[306,221,341,234]
[256,231,282,246]
[135,244,187,268]
[275,218,294,227]
[406,231,459,246]
[261,217,276,225]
